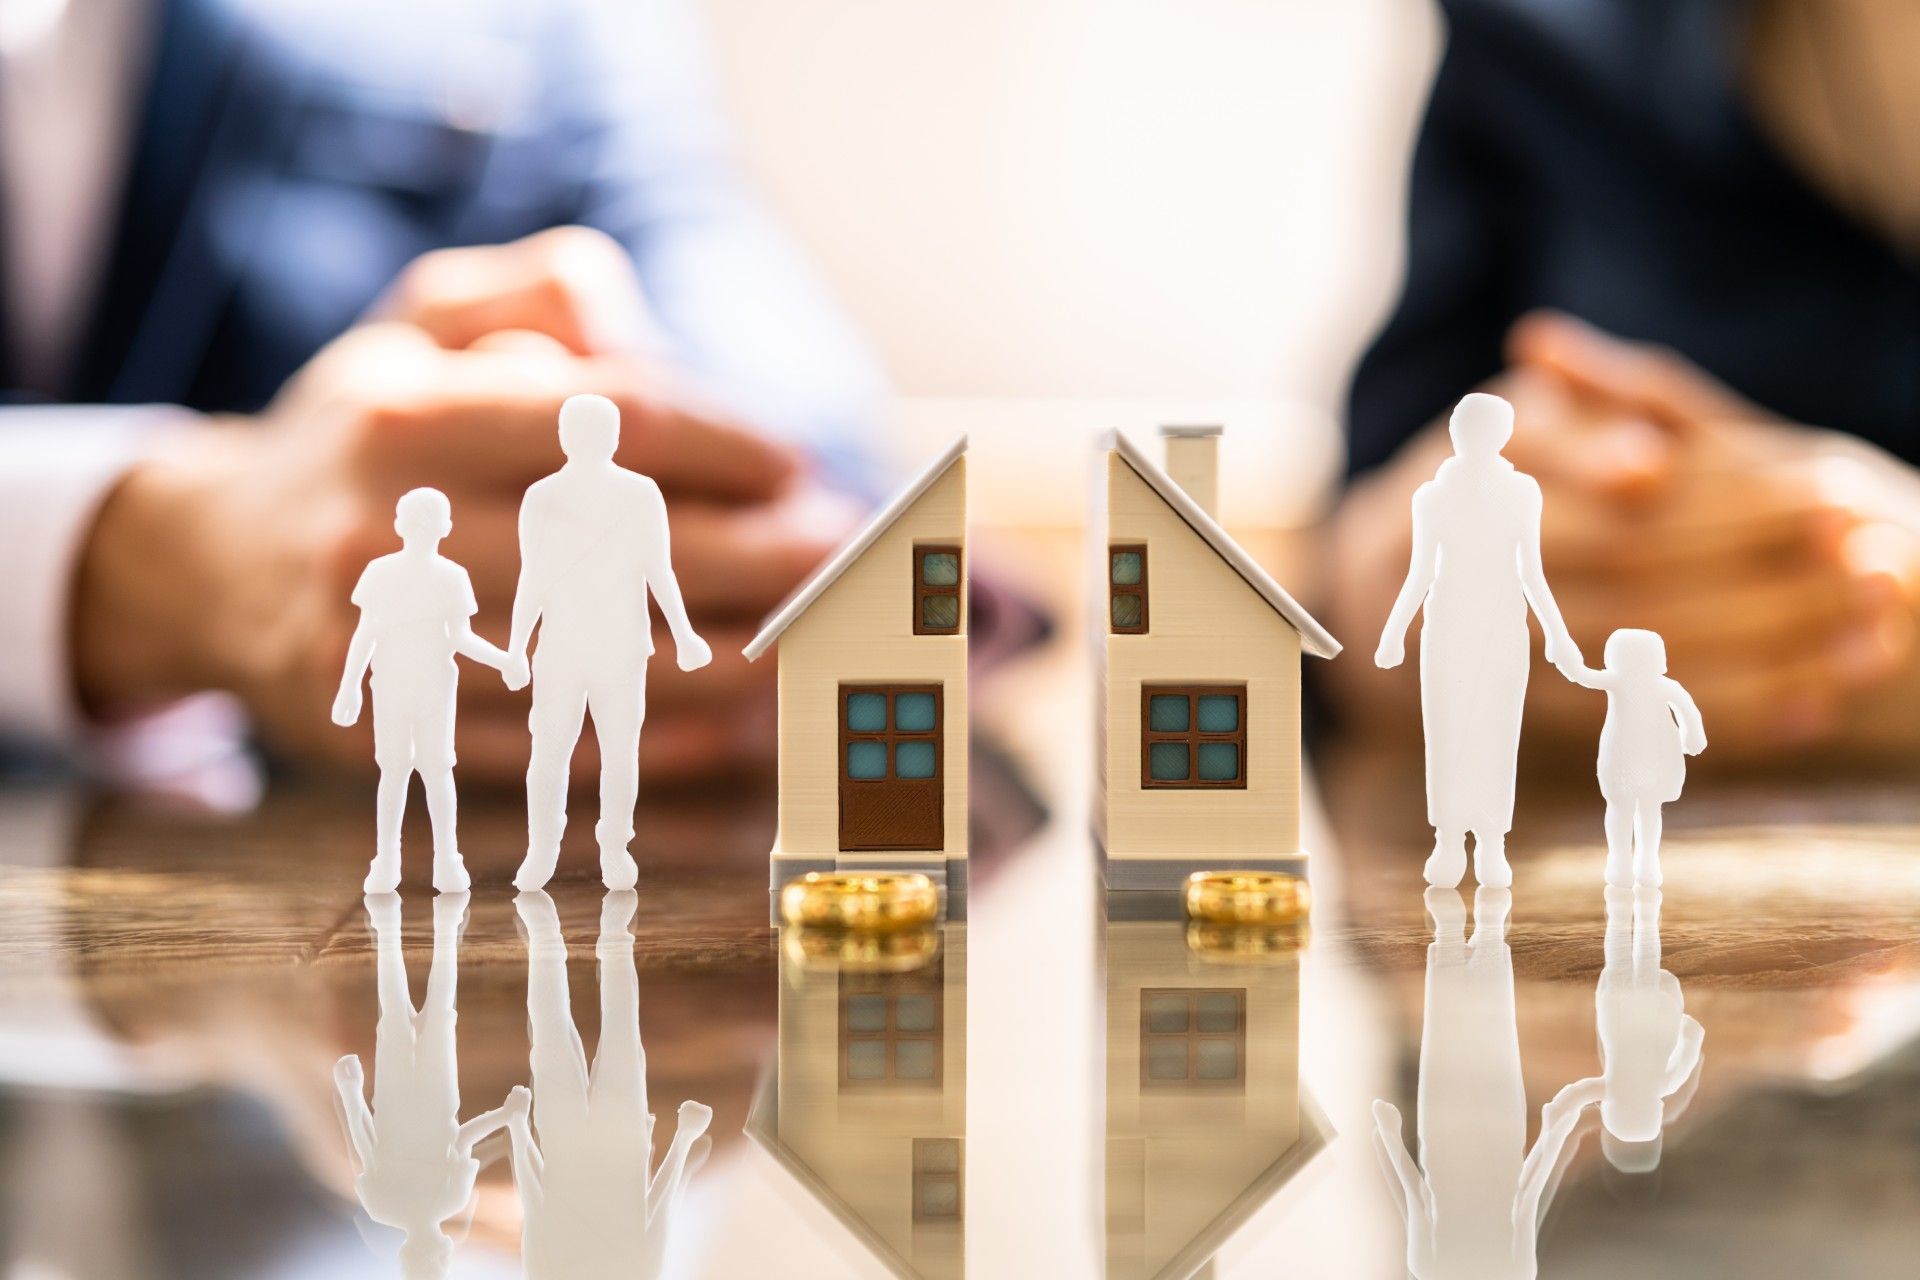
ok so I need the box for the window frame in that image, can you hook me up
[913,544,963,636]
[840,685,943,785]
[1139,987,1247,1090]
[839,966,945,1091]
[1139,684,1247,789]
[912,1137,965,1223]
[1108,544,1148,635]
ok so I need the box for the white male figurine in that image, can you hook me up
[333,488,514,894]
[334,892,529,1280]
[507,890,714,1277]
[1556,629,1706,888]
[504,394,712,892]
[1375,393,1579,890]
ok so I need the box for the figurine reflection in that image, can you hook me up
[1544,887,1705,1173]
[507,890,713,1278]
[1371,888,1582,1280]
[1373,886,1705,1278]
[333,893,524,1280]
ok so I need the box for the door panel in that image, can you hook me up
[839,684,943,850]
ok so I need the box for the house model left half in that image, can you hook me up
[744,437,970,897]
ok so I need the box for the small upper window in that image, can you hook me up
[1110,545,1147,634]
[914,545,962,635]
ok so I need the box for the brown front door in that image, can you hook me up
[839,684,943,851]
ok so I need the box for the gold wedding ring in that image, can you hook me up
[778,871,940,932]
[1187,920,1310,962]
[784,923,940,973]
[1182,870,1311,926]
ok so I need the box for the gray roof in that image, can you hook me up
[1106,430,1341,659]
[742,436,968,662]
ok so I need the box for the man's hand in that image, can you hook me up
[675,634,713,673]
[501,652,531,692]
[72,230,863,783]
[1374,634,1406,670]
[1326,311,1920,761]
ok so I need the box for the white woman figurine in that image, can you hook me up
[505,394,712,893]
[1375,393,1579,889]
[1555,629,1706,888]
[333,488,514,894]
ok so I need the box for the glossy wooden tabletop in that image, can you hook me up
[0,531,1915,1278]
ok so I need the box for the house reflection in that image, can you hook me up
[747,922,966,1279]
[1103,907,1327,1279]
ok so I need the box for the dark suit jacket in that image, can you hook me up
[1347,0,1920,476]
[3,0,878,457]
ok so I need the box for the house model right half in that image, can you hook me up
[1092,426,1341,891]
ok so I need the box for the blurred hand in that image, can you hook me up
[1326,311,1920,761]
[501,653,531,692]
[74,230,865,783]
[1374,634,1405,670]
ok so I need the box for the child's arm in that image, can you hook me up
[1555,655,1608,690]
[331,615,374,726]
[332,1055,376,1173]
[1667,678,1707,755]
[451,621,511,673]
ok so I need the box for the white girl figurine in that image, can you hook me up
[1555,629,1706,888]
[505,394,711,893]
[332,488,514,894]
[1376,393,1579,890]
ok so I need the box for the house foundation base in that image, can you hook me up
[1099,850,1308,893]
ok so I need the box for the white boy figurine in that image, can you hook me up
[333,893,529,1280]
[333,488,514,894]
[1555,629,1706,888]
[505,394,711,893]
[1375,393,1579,890]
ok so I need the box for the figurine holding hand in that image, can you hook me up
[1555,629,1706,888]
[333,488,515,893]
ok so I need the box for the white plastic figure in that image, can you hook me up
[1375,393,1579,890]
[507,890,714,1277]
[1371,887,1592,1280]
[1556,629,1706,888]
[1538,886,1705,1174]
[333,893,528,1280]
[505,394,712,893]
[333,488,514,894]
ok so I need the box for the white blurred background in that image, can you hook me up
[701,0,1443,527]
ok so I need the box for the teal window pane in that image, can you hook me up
[1194,992,1240,1032]
[1196,694,1239,733]
[1149,743,1190,781]
[846,994,888,1032]
[1148,695,1189,732]
[894,1040,937,1081]
[845,1041,886,1080]
[1110,550,1142,585]
[921,595,959,630]
[921,551,959,586]
[1143,994,1187,1034]
[895,693,936,731]
[846,692,887,732]
[1111,595,1141,629]
[1145,1040,1187,1081]
[895,995,936,1032]
[1197,742,1240,781]
[847,742,888,779]
[1195,1041,1239,1080]
[896,741,937,778]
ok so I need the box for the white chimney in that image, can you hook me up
[1159,424,1222,518]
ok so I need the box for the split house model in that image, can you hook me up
[1092,427,1341,891]
[743,438,970,894]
